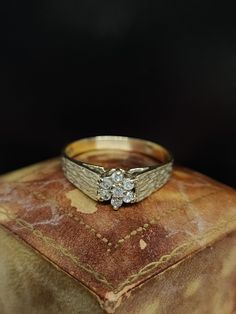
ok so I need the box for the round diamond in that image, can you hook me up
[112,187,124,198]
[111,197,123,210]
[123,178,134,190]
[100,177,113,190]
[99,189,112,201]
[123,191,135,203]
[111,170,124,183]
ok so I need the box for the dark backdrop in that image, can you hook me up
[1,1,236,187]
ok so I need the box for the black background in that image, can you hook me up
[1,1,236,187]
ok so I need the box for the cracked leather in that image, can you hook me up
[0,154,236,311]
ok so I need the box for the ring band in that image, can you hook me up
[62,136,173,210]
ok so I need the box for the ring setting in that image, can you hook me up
[62,136,173,210]
[98,168,136,209]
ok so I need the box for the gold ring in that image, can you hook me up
[62,136,173,210]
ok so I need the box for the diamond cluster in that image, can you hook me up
[98,169,136,209]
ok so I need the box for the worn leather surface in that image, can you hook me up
[0,157,236,313]
[0,227,103,314]
[1,226,235,314]
[116,230,236,314]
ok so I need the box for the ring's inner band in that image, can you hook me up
[76,150,159,169]
[64,136,172,169]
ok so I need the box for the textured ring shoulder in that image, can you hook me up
[62,136,173,210]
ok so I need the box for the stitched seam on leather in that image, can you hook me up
[60,209,152,251]
[0,189,235,293]
[0,207,114,291]
[1,206,235,293]
[0,207,235,293]
[61,189,221,251]
[114,215,236,293]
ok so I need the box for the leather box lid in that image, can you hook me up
[0,157,236,311]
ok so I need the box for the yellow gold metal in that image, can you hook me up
[62,136,173,209]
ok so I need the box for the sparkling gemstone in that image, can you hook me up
[98,168,137,209]
[100,177,113,190]
[111,197,123,209]
[123,178,134,190]
[112,186,124,198]
[111,170,124,183]
[99,189,112,201]
[123,191,135,203]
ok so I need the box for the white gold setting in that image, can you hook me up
[98,169,136,209]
